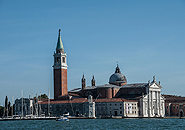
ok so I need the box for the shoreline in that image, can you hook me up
[0,116,185,121]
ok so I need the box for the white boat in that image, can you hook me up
[56,116,69,121]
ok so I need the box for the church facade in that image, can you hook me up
[40,30,165,118]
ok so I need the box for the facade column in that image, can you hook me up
[158,91,161,115]
[162,102,165,117]
[156,91,159,115]
[151,91,153,116]
[148,90,150,117]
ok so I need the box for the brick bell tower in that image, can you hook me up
[53,29,68,100]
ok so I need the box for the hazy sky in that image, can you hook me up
[0,0,185,105]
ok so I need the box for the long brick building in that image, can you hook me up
[163,95,185,117]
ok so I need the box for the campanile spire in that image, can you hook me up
[56,29,64,51]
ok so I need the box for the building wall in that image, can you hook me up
[166,103,185,117]
[97,89,106,98]
[106,88,112,99]
[42,103,84,117]
[124,102,138,117]
[95,101,138,117]
[82,87,121,99]
[140,87,165,117]
[83,102,95,117]
[41,100,138,118]
[82,89,96,97]
[14,98,33,116]
[54,68,68,100]
[120,87,146,95]
[54,69,61,100]
[165,103,171,116]
[62,69,68,95]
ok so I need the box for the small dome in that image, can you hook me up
[109,65,127,86]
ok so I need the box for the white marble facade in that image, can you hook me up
[140,79,165,117]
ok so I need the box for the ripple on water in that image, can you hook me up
[1,118,185,130]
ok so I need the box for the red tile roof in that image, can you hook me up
[68,92,81,97]
[40,98,137,104]
[95,98,137,103]
[163,95,185,103]
[40,98,88,104]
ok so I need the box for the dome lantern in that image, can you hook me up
[109,64,127,86]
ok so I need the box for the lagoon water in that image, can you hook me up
[0,118,185,130]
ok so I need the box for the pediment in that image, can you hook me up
[149,82,162,89]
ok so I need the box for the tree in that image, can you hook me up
[0,106,5,117]
[5,96,8,109]
[34,94,48,100]
[39,94,48,99]
[5,96,8,117]
[8,101,11,116]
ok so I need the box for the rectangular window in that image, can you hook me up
[62,57,65,63]
[120,111,122,114]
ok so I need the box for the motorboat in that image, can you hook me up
[56,116,69,121]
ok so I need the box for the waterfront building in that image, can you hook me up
[40,96,138,117]
[95,98,138,117]
[40,29,165,118]
[164,95,185,117]
[14,98,33,116]
[70,67,165,117]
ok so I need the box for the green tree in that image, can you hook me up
[8,101,11,116]
[5,96,8,109]
[39,94,48,99]
[5,96,8,117]
[0,106,5,117]
[34,94,48,99]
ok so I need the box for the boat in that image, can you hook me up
[56,113,69,121]
[56,116,69,121]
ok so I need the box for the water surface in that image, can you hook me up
[0,118,184,130]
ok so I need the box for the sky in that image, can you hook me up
[0,0,185,105]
